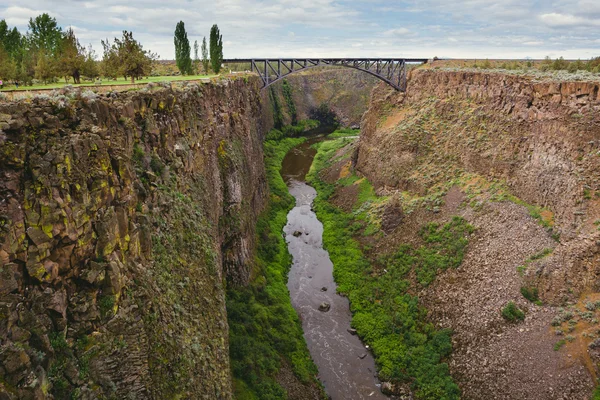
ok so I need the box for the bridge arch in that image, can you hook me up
[222,58,428,92]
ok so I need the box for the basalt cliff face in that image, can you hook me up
[0,78,267,399]
[264,68,378,128]
[356,69,600,399]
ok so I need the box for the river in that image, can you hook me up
[281,136,389,400]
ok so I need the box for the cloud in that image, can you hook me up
[0,0,598,59]
[3,5,57,26]
[382,28,410,36]
[539,12,600,28]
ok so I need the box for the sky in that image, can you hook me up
[1,0,600,60]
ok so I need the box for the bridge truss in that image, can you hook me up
[222,58,428,92]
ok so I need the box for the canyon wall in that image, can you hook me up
[0,78,267,399]
[355,69,600,399]
[263,67,378,128]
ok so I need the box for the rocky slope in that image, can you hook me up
[354,70,600,399]
[0,78,267,399]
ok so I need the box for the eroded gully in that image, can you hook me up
[281,136,388,400]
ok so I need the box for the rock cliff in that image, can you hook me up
[264,67,378,128]
[0,77,267,399]
[355,69,600,399]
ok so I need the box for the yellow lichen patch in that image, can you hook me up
[217,140,227,159]
[64,155,71,174]
[339,161,352,179]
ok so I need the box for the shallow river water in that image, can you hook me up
[281,137,388,400]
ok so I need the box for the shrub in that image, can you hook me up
[150,153,164,175]
[551,57,569,71]
[554,339,566,351]
[502,302,525,322]
[520,286,539,303]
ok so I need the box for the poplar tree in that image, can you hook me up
[201,36,209,74]
[174,21,192,75]
[209,24,223,74]
[193,39,199,73]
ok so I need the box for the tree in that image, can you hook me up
[0,44,16,81]
[101,38,119,79]
[34,49,57,84]
[109,31,155,83]
[27,13,62,56]
[201,36,209,74]
[193,40,199,74]
[174,21,192,75]
[4,27,22,60]
[81,44,99,79]
[57,28,85,83]
[209,24,223,74]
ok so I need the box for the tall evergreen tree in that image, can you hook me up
[209,24,223,74]
[57,28,85,83]
[0,44,16,80]
[174,21,192,75]
[201,36,209,74]
[193,40,199,73]
[27,13,62,56]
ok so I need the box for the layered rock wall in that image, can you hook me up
[357,70,600,303]
[263,67,378,128]
[0,78,267,399]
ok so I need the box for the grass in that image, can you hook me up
[593,383,600,400]
[306,138,474,400]
[0,74,216,92]
[554,339,567,351]
[327,128,360,139]
[501,302,525,322]
[226,137,322,400]
[517,248,554,276]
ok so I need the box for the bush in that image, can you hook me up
[520,286,539,303]
[501,302,525,322]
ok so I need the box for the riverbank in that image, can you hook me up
[226,137,325,399]
[307,137,473,399]
[281,135,388,399]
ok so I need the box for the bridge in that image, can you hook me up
[222,58,429,92]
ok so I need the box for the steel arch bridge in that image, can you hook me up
[222,58,429,92]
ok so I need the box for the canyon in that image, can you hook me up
[1,66,599,400]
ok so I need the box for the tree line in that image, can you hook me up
[0,13,225,86]
[174,22,223,75]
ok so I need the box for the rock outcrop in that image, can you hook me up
[0,78,267,399]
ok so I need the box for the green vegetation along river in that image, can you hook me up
[281,136,388,399]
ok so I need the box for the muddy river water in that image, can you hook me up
[281,137,388,400]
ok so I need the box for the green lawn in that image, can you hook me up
[0,74,216,91]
